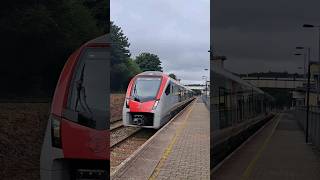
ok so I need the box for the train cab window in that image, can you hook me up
[131,77,162,102]
[67,47,109,130]
[165,82,171,95]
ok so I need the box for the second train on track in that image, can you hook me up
[123,71,195,129]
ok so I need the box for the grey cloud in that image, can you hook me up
[111,0,210,84]
[213,0,320,74]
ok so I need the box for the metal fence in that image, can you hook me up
[293,106,320,150]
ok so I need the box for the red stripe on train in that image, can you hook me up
[156,75,168,99]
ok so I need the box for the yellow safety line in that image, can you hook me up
[149,102,195,180]
[241,114,281,180]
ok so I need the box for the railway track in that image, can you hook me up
[110,119,152,173]
[110,125,141,147]
[110,118,123,131]
[110,119,156,173]
[110,128,156,173]
[110,99,195,174]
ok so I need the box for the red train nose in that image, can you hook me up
[128,100,156,112]
[61,119,109,160]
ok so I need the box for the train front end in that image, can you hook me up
[40,35,110,180]
[123,71,168,129]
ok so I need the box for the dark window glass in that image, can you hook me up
[174,84,178,95]
[165,82,171,95]
[67,47,109,130]
[131,77,161,102]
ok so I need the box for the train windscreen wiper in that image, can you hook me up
[132,84,140,102]
[74,64,93,120]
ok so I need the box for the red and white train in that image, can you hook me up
[123,71,195,129]
[40,35,109,180]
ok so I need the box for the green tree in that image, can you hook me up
[0,0,104,96]
[110,22,141,91]
[135,53,163,72]
[169,73,177,80]
[83,0,109,33]
[127,58,142,77]
[110,21,130,65]
[41,0,103,92]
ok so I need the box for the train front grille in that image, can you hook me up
[130,113,154,126]
[133,115,144,125]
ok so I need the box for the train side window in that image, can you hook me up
[165,82,171,95]
[173,84,177,95]
[171,83,173,93]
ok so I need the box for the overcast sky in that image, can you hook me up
[213,0,320,74]
[111,0,210,85]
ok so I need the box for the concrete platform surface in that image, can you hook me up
[213,112,320,180]
[112,97,210,180]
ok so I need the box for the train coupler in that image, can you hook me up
[133,115,144,125]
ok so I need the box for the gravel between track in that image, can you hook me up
[110,126,141,147]
[0,93,125,180]
[110,129,156,173]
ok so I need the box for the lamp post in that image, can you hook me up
[294,53,304,78]
[303,24,320,106]
[295,46,307,79]
[303,24,320,62]
[302,45,315,143]
[204,68,209,98]
[295,46,312,143]
[202,75,208,98]
[303,25,320,107]
[306,60,311,143]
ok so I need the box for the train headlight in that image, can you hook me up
[153,100,159,110]
[51,116,62,148]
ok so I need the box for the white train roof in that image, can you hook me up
[138,71,164,76]
[137,71,193,92]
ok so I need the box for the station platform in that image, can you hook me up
[213,112,320,180]
[111,97,210,180]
